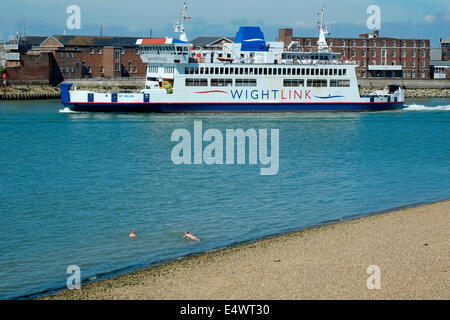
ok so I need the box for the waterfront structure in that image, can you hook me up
[276,29,431,79]
[60,7,405,113]
[430,37,450,79]
[3,35,147,83]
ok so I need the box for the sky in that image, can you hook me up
[1,0,449,47]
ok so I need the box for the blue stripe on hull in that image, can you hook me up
[66,102,404,113]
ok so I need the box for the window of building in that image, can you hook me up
[421,61,425,68]
[422,41,426,48]
[362,50,366,57]
[402,41,406,48]
[372,49,376,57]
[352,49,356,57]
[382,41,386,47]
[70,67,74,73]
[211,79,233,87]
[412,71,415,78]
[283,79,304,87]
[66,52,70,58]
[100,66,104,73]
[362,60,366,67]
[88,66,92,73]
[90,47,94,54]
[412,61,415,68]
[341,40,346,47]
[60,52,64,58]
[307,79,327,87]
[97,47,102,54]
[392,41,396,47]
[136,48,139,55]
[421,50,426,58]
[402,50,406,58]
[351,40,355,47]
[412,51,416,58]
[121,48,125,55]
[413,41,416,48]
[362,40,367,47]
[341,49,345,57]
[134,66,137,74]
[185,78,208,86]
[392,50,396,57]
[306,39,311,46]
[421,71,425,78]
[402,61,406,67]
[372,40,376,47]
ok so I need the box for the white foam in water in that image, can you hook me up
[403,104,450,111]
[59,107,78,113]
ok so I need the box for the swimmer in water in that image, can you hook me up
[183,230,200,241]
[129,229,137,238]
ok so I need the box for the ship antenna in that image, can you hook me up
[317,6,330,53]
[173,2,189,42]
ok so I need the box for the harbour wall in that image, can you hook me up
[0,79,449,100]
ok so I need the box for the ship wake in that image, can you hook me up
[403,104,450,111]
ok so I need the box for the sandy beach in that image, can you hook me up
[42,200,449,300]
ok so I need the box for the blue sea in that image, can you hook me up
[0,98,449,299]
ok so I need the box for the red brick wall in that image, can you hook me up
[6,53,50,82]
[54,50,82,79]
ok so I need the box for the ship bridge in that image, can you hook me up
[137,38,190,64]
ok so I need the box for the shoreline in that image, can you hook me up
[1,80,450,101]
[40,199,450,300]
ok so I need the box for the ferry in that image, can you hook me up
[60,5,406,113]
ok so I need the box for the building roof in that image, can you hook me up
[43,35,142,47]
[190,36,235,47]
[23,36,48,46]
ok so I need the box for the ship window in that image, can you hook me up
[343,69,347,76]
[264,68,267,75]
[235,79,257,87]
[320,69,324,76]
[324,69,328,76]
[301,68,305,75]
[249,68,254,75]
[211,79,233,87]
[229,68,233,75]
[338,69,342,76]
[225,68,229,75]
[210,67,214,74]
[195,67,199,74]
[268,68,272,75]
[185,67,189,74]
[287,68,291,75]
[282,68,286,75]
[315,69,319,76]
[306,69,310,76]
[215,67,219,74]
[307,79,327,87]
[200,67,204,74]
[240,68,244,75]
[330,79,350,87]
[283,79,304,87]
[334,69,337,75]
[220,67,224,74]
[186,78,208,86]
[244,68,248,75]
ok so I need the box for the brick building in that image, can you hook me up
[441,36,450,61]
[277,29,431,79]
[3,35,147,83]
[29,35,146,79]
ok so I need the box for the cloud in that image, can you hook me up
[424,14,435,23]
[292,20,306,27]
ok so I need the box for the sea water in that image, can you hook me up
[0,98,449,299]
